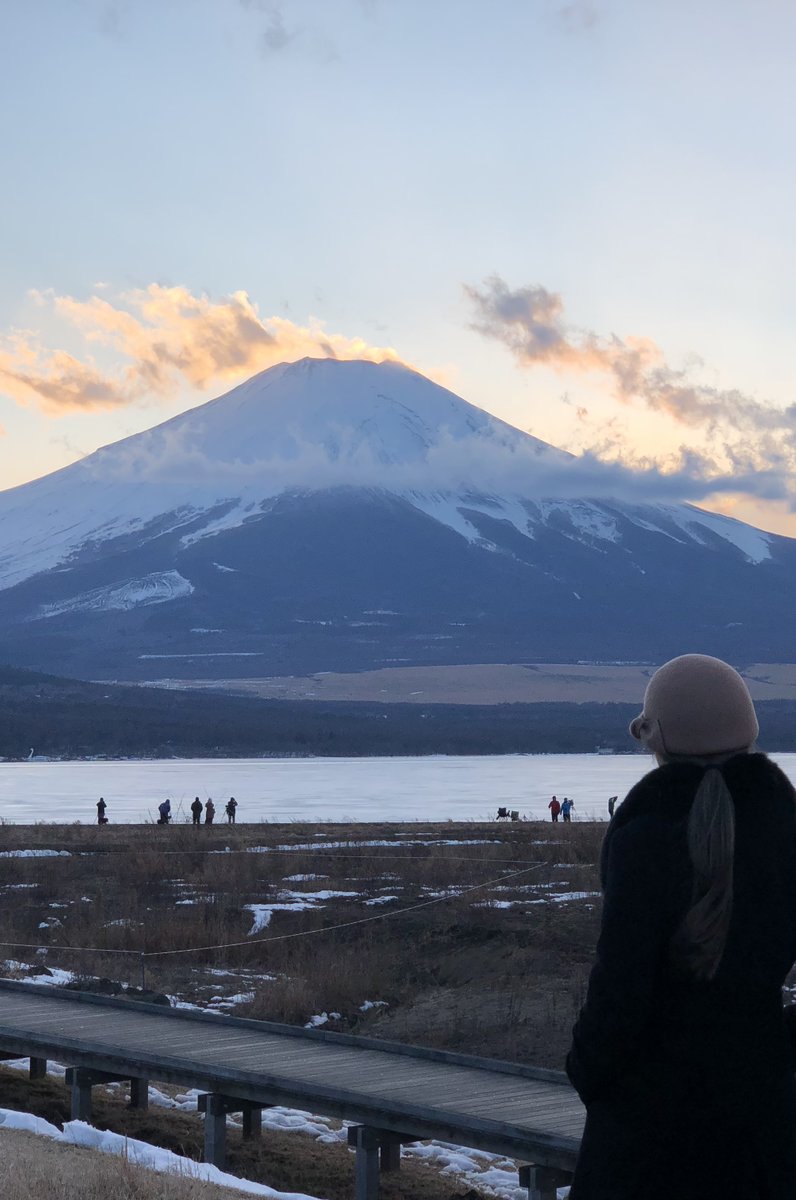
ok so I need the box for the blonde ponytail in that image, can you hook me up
[671,767,736,981]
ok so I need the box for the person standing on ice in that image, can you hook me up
[561,797,574,822]
[548,796,561,822]
[204,798,215,825]
[96,797,107,825]
[225,797,237,824]
[157,798,171,825]
[566,654,796,1200]
[190,797,203,825]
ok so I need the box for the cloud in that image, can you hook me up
[239,0,338,63]
[465,273,796,510]
[553,2,600,32]
[466,274,794,441]
[0,286,406,415]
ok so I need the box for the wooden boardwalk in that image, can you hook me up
[0,981,583,1199]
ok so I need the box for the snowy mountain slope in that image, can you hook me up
[0,357,791,679]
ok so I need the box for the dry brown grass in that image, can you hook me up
[0,820,603,1068]
[0,1069,493,1200]
[0,820,606,1197]
[0,1126,257,1200]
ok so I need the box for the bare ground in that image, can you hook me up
[139,661,796,705]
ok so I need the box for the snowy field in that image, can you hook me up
[1,752,795,825]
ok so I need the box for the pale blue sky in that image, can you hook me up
[2,0,795,532]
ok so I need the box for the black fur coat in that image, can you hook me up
[567,753,796,1200]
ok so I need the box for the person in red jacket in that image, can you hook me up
[548,796,561,822]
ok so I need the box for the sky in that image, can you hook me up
[1,0,795,534]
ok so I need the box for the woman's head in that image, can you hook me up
[629,653,758,761]
[629,654,758,981]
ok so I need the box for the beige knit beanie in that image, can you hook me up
[629,654,759,757]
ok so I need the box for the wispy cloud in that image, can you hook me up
[465,273,796,508]
[239,0,338,62]
[0,285,405,414]
[466,274,792,440]
[554,2,600,33]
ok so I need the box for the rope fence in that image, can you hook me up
[0,861,548,989]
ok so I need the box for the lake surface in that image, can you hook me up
[3,753,796,825]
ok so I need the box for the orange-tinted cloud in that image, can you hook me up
[0,285,405,414]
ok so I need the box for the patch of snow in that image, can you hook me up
[304,1012,341,1029]
[359,1000,388,1012]
[139,651,264,660]
[534,499,621,545]
[363,895,400,905]
[213,562,238,573]
[244,901,319,934]
[0,849,70,858]
[283,874,329,882]
[62,1119,324,1198]
[37,571,193,618]
[2,966,74,987]
[280,889,360,902]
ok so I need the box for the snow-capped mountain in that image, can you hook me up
[0,357,792,681]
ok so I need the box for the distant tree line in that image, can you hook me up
[1,663,795,758]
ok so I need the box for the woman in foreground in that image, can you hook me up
[567,654,796,1199]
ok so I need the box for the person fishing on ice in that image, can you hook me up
[567,654,796,1200]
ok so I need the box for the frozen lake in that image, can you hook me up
[2,753,796,825]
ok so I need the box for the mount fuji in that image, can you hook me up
[0,356,793,682]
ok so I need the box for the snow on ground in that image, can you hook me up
[304,1012,341,1029]
[244,902,318,934]
[0,849,71,858]
[0,1066,570,1199]
[38,571,194,618]
[244,888,361,934]
[2,963,75,987]
[232,839,503,854]
[0,1108,323,1199]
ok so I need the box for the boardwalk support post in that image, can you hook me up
[347,1128,407,1198]
[519,1164,574,1200]
[29,1057,47,1080]
[242,1102,263,1139]
[66,1068,94,1122]
[198,1093,248,1170]
[348,1126,381,1200]
[129,1077,149,1110]
[380,1133,402,1172]
[65,1068,143,1122]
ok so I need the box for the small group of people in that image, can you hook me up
[189,796,237,825]
[94,796,240,825]
[548,795,575,822]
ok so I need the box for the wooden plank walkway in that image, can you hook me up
[0,980,583,1199]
